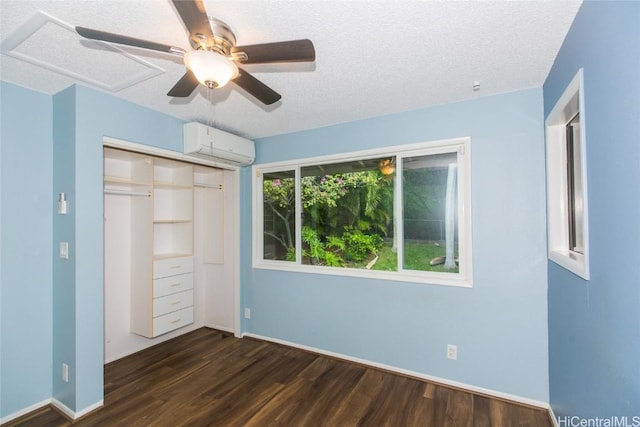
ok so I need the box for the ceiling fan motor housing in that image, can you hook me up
[191,17,237,55]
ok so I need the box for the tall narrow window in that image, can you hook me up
[262,170,296,261]
[402,152,458,273]
[546,68,590,279]
[566,112,584,254]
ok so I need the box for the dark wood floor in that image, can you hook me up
[5,328,551,427]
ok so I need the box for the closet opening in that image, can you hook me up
[102,140,240,364]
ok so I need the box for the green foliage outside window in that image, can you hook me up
[262,154,458,273]
[263,167,393,266]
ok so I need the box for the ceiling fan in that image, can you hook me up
[75,0,315,105]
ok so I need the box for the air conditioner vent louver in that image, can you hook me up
[183,122,255,166]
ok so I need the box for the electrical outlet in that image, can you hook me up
[62,363,69,383]
[244,308,251,319]
[447,344,457,360]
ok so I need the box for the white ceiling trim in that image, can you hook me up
[0,11,165,92]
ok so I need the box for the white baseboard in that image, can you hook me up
[0,398,51,424]
[51,398,103,420]
[50,398,75,420]
[204,322,235,334]
[549,406,559,427]
[243,332,550,410]
[1,397,103,424]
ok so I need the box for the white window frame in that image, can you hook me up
[252,137,473,287]
[545,68,590,280]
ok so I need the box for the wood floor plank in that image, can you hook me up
[4,328,552,427]
[297,353,336,381]
[430,382,453,426]
[322,369,386,426]
[424,381,438,399]
[291,361,365,425]
[473,395,493,427]
[444,389,474,427]
[402,381,438,426]
[489,398,511,427]
[242,376,312,426]
[358,373,426,426]
[192,358,312,424]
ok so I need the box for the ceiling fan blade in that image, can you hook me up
[167,70,200,97]
[76,26,185,56]
[233,68,281,105]
[232,39,315,64]
[171,0,213,46]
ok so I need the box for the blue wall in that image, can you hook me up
[544,1,640,418]
[52,85,78,410]
[245,88,550,402]
[71,85,183,410]
[0,81,184,418]
[0,82,53,417]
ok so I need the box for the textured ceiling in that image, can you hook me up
[0,0,582,140]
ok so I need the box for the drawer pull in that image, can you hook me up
[170,300,181,305]
[170,318,181,324]
[170,283,181,287]
[170,265,181,269]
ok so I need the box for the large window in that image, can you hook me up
[546,68,590,279]
[253,138,472,287]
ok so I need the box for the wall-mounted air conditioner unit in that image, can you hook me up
[183,122,255,166]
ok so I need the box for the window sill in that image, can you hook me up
[253,260,473,288]
[549,249,590,280]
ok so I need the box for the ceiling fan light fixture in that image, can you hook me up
[184,50,238,89]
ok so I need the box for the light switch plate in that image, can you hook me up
[59,242,69,259]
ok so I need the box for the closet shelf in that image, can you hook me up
[153,252,193,260]
[105,176,152,187]
[153,181,192,189]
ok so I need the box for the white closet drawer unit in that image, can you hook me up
[153,273,193,298]
[153,256,193,279]
[153,290,193,317]
[153,307,194,336]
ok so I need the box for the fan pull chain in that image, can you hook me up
[207,88,213,129]
[207,88,218,134]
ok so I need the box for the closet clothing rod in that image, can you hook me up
[194,183,223,189]
[104,189,151,197]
